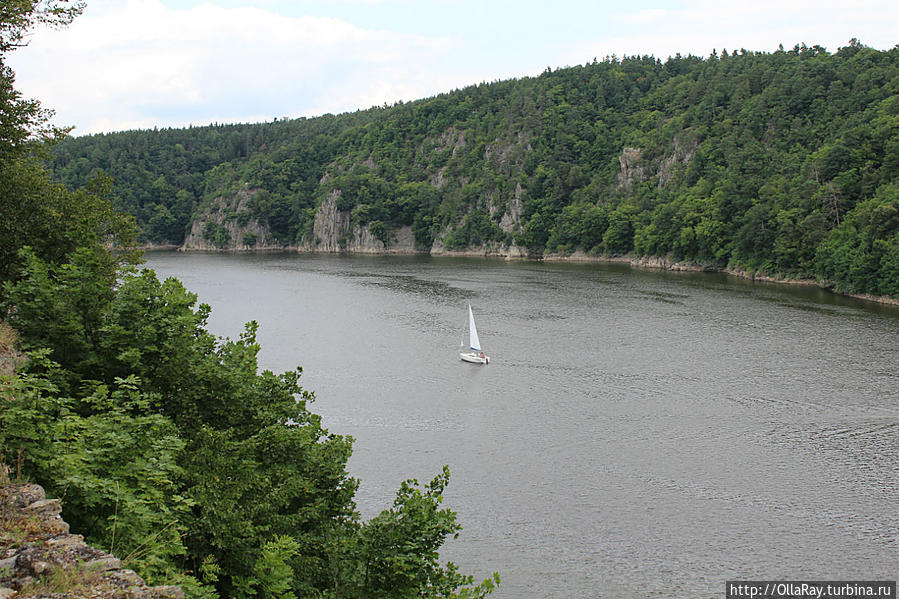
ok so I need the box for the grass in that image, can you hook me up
[15,561,111,597]
[0,503,45,551]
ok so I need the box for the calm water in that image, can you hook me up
[143,252,899,599]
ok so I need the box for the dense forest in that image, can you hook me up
[2,0,896,594]
[51,39,899,298]
[1,2,497,598]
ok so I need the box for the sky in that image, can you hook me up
[6,0,898,135]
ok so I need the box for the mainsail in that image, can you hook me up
[468,304,481,351]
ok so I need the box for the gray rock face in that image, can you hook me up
[303,190,417,254]
[182,186,287,251]
[302,176,525,258]
[7,484,43,508]
[1,484,184,599]
[617,146,645,190]
[179,137,534,257]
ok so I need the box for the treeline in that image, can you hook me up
[52,40,899,296]
[51,40,899,297]
[1,3,497,599]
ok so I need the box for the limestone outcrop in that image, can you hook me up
[301,190,417,254]
[617,147,645,190]
[0,483,183,599]
[182,186,287,251]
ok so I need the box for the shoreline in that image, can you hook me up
[142,245,898,307]
[543,251,898,306]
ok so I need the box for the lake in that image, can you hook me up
[142,252,899,599]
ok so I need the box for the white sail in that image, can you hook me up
[468,304,482,351]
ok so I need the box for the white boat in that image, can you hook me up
[460,304,489,364]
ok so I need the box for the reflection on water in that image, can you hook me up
[143,252,899,599]
[358,273,473,301]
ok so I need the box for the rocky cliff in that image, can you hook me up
[616,139,697,192]
[182,186,288,251]
[0,483,182,599]
[301,190,417,254]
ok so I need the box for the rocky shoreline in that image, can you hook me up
[542,251,898,306]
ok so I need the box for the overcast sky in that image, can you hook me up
[7,0,898,135]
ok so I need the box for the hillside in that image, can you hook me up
[50,40,899,297]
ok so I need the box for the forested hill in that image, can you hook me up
[51,40,899,298]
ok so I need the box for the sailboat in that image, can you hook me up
[460,304,489,364]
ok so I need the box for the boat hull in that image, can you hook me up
[460,352,489,364]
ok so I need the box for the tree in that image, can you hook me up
[355,468,500,599]
[0,165,138,301]
[0,0,85,53]
[3,250,494,598]
[0,363,191,580]
[0,1,83,155]
[1,4,497,598]
[0,0,136,294]
[36,42,897,297]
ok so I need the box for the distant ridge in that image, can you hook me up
[51,40,899,298]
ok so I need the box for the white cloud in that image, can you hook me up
[619,9,671,26]
[563,0,898,64]
[7,0,897,135]
[7,0,452,133]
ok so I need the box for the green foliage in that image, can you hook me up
[368,219,388,245]
[0,160,138,297]
[355,467,494,599]
[443,210,506,251]
[0,6,494,598]
[0,1,85,54]
[546,202,608,255]
[236,535,301,599]
[50,41,898,296]
[815,183,899,295]
[0,60,50,159]
[0,354,191,582]
[602,203,639,255]
[202,221,230,248]
[1,250,491,599]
